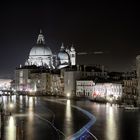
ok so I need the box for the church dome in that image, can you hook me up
[58,51,69,60]
[57,43,69,60]
[29,29,52,56]
[29,45,52,56]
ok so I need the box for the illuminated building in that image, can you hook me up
[64,65,108,97]
[136,55,140,105]
[0,79,12,91]
[93,83,122,101]
[15,66,50,93]
[14,29,77,94]
[46,71,62,95]
[15,65,63,95]
[122,71,138,104]
[76,81,95,97]
[25,30,76,69]
[64,70,82,97]
[76,80,122,101]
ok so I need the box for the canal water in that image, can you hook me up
[1,95,140,140]
[75,100,140,140]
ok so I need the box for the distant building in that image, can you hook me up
[64,70,82,97]
[25,30,76,69]
[122,78,138,104]
[136,55,140,105]
[15,66,35,92]
[121,70,138,104]
[76,80,95,97]
[14,29,77,95]
[76,80,122,102]
[64,65,108,97]
[0,79,12,90]
[14,65,63,95]
[93,83,122,101]
[46,71,62,95]
[15,65,50,94]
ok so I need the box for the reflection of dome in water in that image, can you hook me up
[29,45,52,56]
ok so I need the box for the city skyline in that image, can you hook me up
[0,2,140,140]
[0,1,140,77]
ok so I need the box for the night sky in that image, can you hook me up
[0,1,140,78]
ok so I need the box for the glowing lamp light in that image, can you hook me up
[9,103,14,108]
[13,89,16,92]
[67,93,70,97]
[109,95,113,103]
[29,89,33,93]
[109,97,113,102]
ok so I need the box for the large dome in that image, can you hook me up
[29,30,52,56]
[25,30,53,68]
[29,45,52,56]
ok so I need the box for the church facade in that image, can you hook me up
[25,30,76,69]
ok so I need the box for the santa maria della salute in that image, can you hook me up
[25,30,76,69]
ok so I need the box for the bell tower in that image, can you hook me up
[70,45,76,66]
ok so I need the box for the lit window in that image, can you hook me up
[19,78,23,84]
[20,71,23,77]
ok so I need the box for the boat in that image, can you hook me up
[124,105,139,110]
[118,104,125,108]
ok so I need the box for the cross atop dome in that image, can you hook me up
[60,43,65,50]
[40,29,42,34]
[37,29,45,45]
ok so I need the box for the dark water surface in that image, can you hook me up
[1,95,140,140]
[75,100,140,140]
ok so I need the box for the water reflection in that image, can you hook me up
[139,113,140,139]
[64,99,74,137]
[1,96,16,113]
[26,97,35,140]
[106,104,117,140]
[19,95,23,105]
[6,116,16,140]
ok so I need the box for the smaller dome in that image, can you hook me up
[58,43,69,60]
[58,51,69,60]
[29,45,52,56]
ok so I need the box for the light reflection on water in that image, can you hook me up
[5,116,16,140]
[19,95,23,105]
[26,97,35,140]
[2,96,140,140]
[64,99,74,137]
[1,96,16,112]
[139,113,140,139]
[106,104,117,140]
